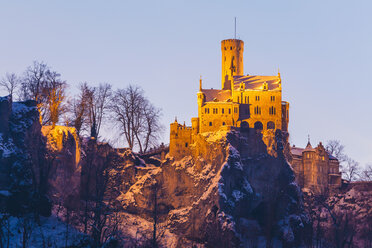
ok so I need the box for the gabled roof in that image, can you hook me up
[233,75,281,91]
[290,146,338,160]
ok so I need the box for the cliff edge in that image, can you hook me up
[118,128,309,247]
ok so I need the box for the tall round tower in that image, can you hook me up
[221,39,244,90]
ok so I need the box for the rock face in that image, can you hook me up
[0,96,42,190]
[118,128,309,247]
[41,126,81,203]
[0,96,49,214]
[304,182,372,247]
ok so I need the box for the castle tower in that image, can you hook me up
[221,39,244,90]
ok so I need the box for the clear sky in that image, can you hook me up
[1,0,371,167]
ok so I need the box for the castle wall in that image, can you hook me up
[290,156,305,188]
[169,122,192,159]
[221,39,244,90]
[281,102,289,132]
[292,145,342,195]
[233,89,283,132]
[199,102,239,133]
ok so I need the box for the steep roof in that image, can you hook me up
[233,75,281,91]
[201,89,231,102]
[290,146,338,160]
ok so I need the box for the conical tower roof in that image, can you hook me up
[304,135,315,151]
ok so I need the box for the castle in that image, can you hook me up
[170,39,289,157]
[291,141,342,194]
[169,38,341,193]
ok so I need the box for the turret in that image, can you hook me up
[221,39,244,90]
[197,77,205,107]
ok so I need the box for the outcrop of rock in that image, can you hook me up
[304,182,372,247]
[118,128,309,247]
[41,126,81,203]
[0,96,48,214]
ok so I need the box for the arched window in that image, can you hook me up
[241,121,249,132]
[209,122,212,126]
[267,121,275,130]
[254,121,263,130]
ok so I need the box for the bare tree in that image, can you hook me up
[325,140,347,163]
[342,158,360,181]
[359,164,372,181]
[110,85,163,152]
[20,61,48,102]
[141,102,163,153]
[0,73,19,98]
[65,83,91,136]
[44,71,67,127]
[85,83,112,139]
[20,61,67,126]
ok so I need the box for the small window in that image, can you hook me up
[222,122,226,126]
[209,122,212,126]
[255,96,260,101]
[269,106,276,115]
[229,108,231,114]
[185,143,188,147]
[222,108,225,114]
[230,46,232,50]
[271,96,276,102]
[234,107,238,113]
[254,106,261,115]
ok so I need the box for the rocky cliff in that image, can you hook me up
[304,182,372,247]
[0,95,311,247]
[41,126,81,204]
[117,129,310,247]
[0,96,48,214]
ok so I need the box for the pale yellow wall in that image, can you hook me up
[169,122,192,158]
[198,102,239,133]
[232,89,282,132]
[221,39,244,90]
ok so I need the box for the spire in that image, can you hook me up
[278,67,281,78]
[305,135,313,149]
[234,17,237,39]
[199,75,202,91]
[175,116,178,123]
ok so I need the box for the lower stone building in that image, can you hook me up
[290,141,342,194]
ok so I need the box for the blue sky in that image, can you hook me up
[0,0,371,167]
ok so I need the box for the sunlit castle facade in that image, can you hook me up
[169,38,289,157]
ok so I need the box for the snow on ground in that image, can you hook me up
[1,215,88,248]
